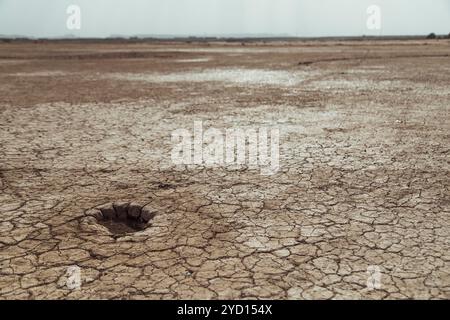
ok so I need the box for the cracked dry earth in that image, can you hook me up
[0,40,450,300]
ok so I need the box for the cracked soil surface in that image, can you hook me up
[0,39,449,299]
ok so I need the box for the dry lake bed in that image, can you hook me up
[0,39,449,299]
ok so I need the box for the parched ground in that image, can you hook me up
[0,39,449,299]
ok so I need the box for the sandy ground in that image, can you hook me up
[0,40,449,299]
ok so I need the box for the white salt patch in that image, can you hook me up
[176,58,211,63]
[307,79,406,91]
[10,71,66,77]
[0,60,24,65]
[107,68,315,86]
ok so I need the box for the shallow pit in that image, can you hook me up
[87,202,157,235]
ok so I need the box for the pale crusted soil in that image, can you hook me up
[0,40,449,299]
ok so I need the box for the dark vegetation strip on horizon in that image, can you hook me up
[1,33,450,43]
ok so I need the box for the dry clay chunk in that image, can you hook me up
[127,202,142,219]
[141,205,157,222]
[114,202,129,220]
[98,203,116,219]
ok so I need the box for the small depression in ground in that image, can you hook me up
[89,202,157,235]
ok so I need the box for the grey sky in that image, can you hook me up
[0,0,449,38]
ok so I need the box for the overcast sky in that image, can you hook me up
[0,0,449,38]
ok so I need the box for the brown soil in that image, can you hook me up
[0,39,449,299]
